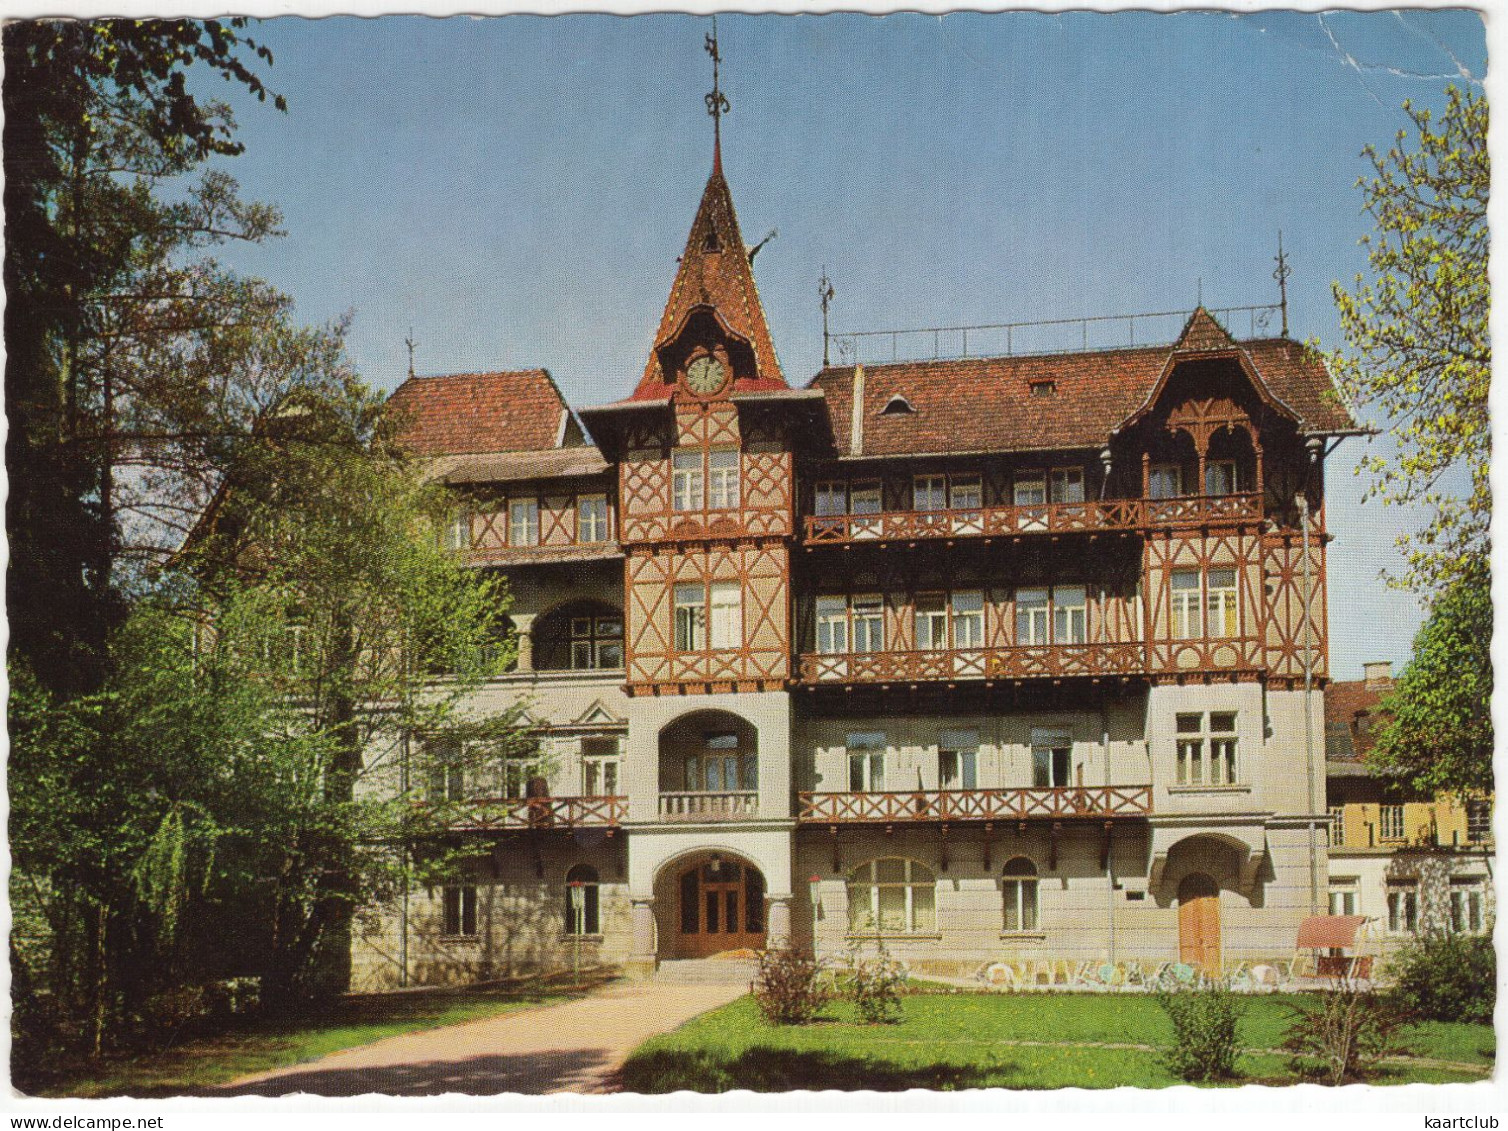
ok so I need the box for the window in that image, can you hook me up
[709,582,742,650]
[881,394,914,415]
[913,475,946,512]
[816,595,848,655]
[1029,379,1056,397]
[442,885,478,937]
[708,449,740,509]
[914,594,948,651]
[1016,588,1049,645]
[577,495,609,543]
[1171,570,1201,639]
[685,731,756,792]
[1328,877,1359,917]
[672,451,704,511]
[1175,712,1238,786]
[1032,728,1072,788]
[1387,884,1418,934]
[850,481,882,514]
[564,864,600,936]
[847,732,886,792]
[847,858,936,934]
[1450,878,1487,933]
[569,613,624,670]
[509,497,539,546]
[949,475,982,510]
[1013,470,1047,507]
[501,754,538,799]
[951,591,985,649]
[1053,585,1087,645]
[815,482,847,517]
[1149,463,1183,499]
[444,511,471,552]
[939,729,978,790]
[1379,804,1406,842]
[1206,569,1239,637]
[1329,804,1346,847]
[852,595,884,653]
[1205,460,1237,496]
[427,759,465,803]
[581,737,621,797]
[1002,858,1039,931]
[1466,800,1492,844]
[1049,467,1085,504]
[674,584,706,651]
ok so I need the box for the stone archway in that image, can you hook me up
[653,849,767,959]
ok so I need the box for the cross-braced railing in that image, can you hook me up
[435,795,626,831]
[798,642,1146,685]
[797,785,1152,824]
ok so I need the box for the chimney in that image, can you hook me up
[1363,661,1393,690]
[850,364,865,456]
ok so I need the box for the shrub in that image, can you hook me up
[1385,931,1495,1023]
[1283,981,1410,1085]
[751,947,829,1026]
[844,945,908,1024]
[1154,981,1245,1081]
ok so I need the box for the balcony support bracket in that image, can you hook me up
[1050,822,1062,871]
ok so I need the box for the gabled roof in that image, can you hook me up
[629,167,786,400]
[808,332,1357,459]
[1325,677,1392,764]
[386,370,583,457]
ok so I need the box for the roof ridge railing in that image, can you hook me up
[827,303,1283,366]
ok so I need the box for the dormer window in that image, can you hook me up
[881,394,915,415]
[1029,379,1057,397]
[703,225,722,253]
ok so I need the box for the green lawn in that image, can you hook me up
[28,973,609,1098]
[619,992,1495,1092]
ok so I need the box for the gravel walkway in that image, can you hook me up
[218,980,746,1097]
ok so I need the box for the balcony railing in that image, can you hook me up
[799,642,1146,685]
[436,795,625,831]
[798,785,1153,823]
[659,791,760,822]
[802,494,1263,546]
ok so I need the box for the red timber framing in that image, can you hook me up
[799,643,1144,684]
[618,402,797,695]
[1141,529,1266,678]
[797,785,1152,823]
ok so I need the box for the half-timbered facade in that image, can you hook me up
[351,138,1361,990]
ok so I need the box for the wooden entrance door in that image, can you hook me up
[677,861,766,957]
[1177,872,1222,974]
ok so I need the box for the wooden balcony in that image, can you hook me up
[798,642,1146,686]
[801,494,1263,547]
[658,791,760,822]
[797,785,1153,824]
[437,795,625,831]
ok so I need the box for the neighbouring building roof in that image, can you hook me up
[387,370,584,456]
[1325,673,1394,765]
[808,318,1357,460]
[428,447,611,485]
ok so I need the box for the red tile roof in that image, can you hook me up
[387,370,576,456]
[809,334,1356,459]
[1325,677,1394,763]
[631,169,787,400]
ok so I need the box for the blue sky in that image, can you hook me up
[199,10,1488,680]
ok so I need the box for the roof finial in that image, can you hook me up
[704,18,730,174]
[819,268,836,367]
[405,327,417,380]
[1273,229,1292,337]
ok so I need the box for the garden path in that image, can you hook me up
[217,980,745,1097]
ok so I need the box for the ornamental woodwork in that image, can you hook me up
[797,785,1151,823]
[1142,531,1265,675]
[1260,530,1329,683]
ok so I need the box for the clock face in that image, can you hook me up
[685,355,728,396]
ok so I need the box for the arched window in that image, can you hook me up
[533,601,624,671]
[1002,857,1039,931]
[847,858,935,934]
[564,864,600,936]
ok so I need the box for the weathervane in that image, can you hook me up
[705,18,730,165]
[405,327,417,380]
[1273,230,1292,337]
[819,269,836,366]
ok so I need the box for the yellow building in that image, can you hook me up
[1325,662,1493,944]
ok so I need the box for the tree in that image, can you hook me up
[1368,554,1492,800]
[1332,86,1488,594]
[4,18,284,696]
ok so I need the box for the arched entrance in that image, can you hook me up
[1177,872,1221,974]
[661,851,767,958]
